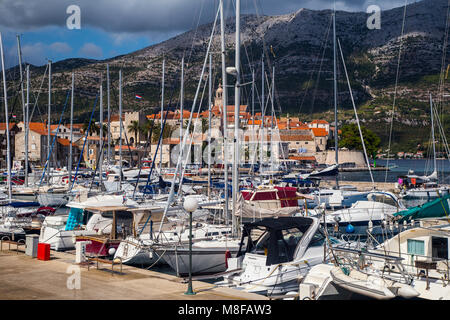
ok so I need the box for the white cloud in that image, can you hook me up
[49,41,72,54]
[3,40,73,67]
[78,42,103,58]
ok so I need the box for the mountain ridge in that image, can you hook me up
[3,0,449,153]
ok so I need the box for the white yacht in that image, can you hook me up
[39,194,138,250]
[216,216,336,295]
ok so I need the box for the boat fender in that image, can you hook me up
[388,284,419,298]
[225,250,231,268]
[345,224,355,233]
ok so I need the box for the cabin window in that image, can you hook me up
[407,239,425,256]
[307,232,326,247]
[273,228,304,263]
[432,237,448,260]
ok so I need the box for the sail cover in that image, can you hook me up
[393,194,450,222]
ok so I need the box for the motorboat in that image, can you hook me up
[39,194,139,250]
[293,247,419,300]
[369,219,450,300]
[151,225,239,275]
[216,216,337,295]
[305,188,371,210]
[238,185,308,221]
[306,191,405,236]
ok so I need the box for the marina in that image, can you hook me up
[0,0,449,306]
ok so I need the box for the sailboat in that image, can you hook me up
[400,94,450,200]
[300,10,371,210]
[147,0,245,277]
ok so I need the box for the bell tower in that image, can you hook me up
[214,83,223,108]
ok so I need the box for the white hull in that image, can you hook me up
[39,226,98,251]
[403,187,450,199]
[155,243,240,275]
[114,236,164,265]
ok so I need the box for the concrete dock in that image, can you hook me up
[0,244,266,300]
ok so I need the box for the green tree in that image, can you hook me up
[151,122,175,143]
[201,118,209,134]
[184,119,194,133]
[339,123,381,158]
[127,120,140,146]
[140,120,154,153]
[82,118,99,136]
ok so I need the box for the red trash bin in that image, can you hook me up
[37,243,51,261]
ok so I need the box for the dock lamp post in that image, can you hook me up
[183,196,198,295]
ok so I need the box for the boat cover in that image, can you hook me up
[393,194,450,222]
[65,207,84,230]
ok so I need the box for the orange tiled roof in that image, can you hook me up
[162,138,180,145]
[311,128,328,137]
[0,123,17,131]
[289,156,316,161]
[280,135,313,142]
[28,122,54,136]
[57,138,77,147]
[114,145,138,151]
[311,119,329,124]
[248,119,262,125]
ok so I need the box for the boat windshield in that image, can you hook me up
[252,227,305,265]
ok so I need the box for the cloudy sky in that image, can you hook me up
[0,0,410,67]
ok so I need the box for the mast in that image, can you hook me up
[220,0,229,225]
[25,65,30,186]
[251,70,255,168]
[69,72,74,183]
[160,58,165,173]
[232,0,241,236]
[47,60,52,183]
[430,93,437,175]
[333,3,339,189]
[99,82,103,188]
[208,53,212,198]
[0,33,12,201]
[119,70,123,190]
[271,66,275,171]
[107,64,111,166]
[17,36,27,184]
[180,56,184,163]
[260,54,264,182]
